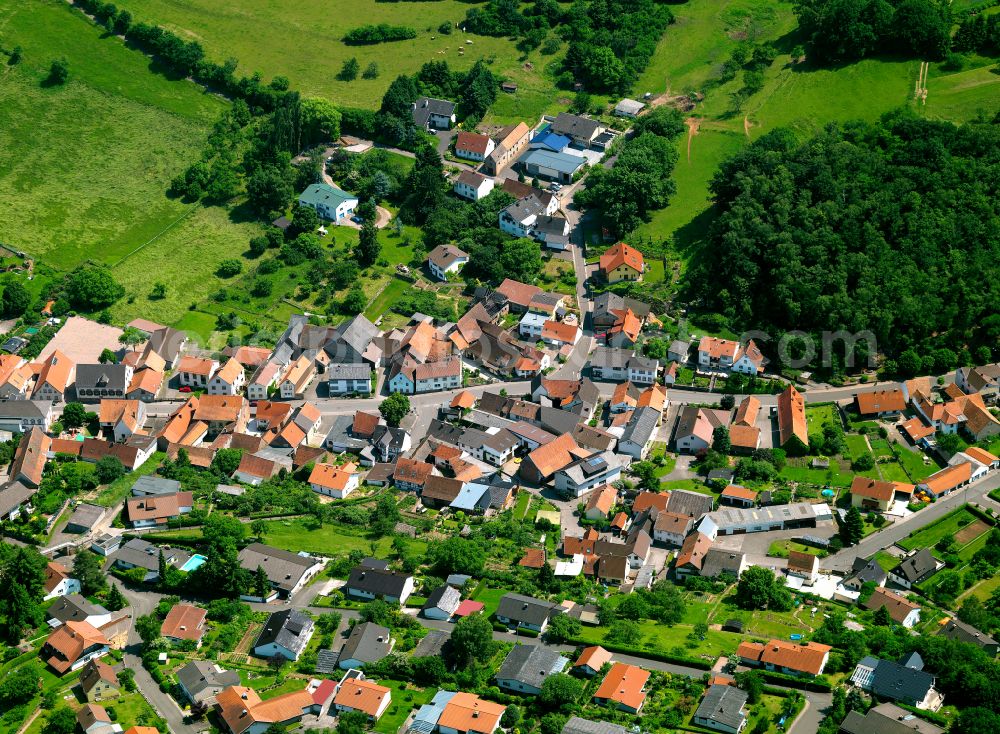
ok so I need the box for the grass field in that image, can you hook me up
[121,0,528,110]
[898,507,978,552]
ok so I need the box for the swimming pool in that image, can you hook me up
[181,554,207,572]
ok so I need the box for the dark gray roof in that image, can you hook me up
[412,629,450,659]
[412,97,456,127]
[539,406,581,436]
[700,549,745,578]
[113,538,190,572]
[591,292,650,322]
[694,684,748,731]
[47,594,109,623]
[131,475,182,496]
[145,327,186,363]
[176,660,240,699]
[937,618,999,649]
[255,609,314,656]
[534,215,568,236]
[496,593,556,626]
[496,644,568,689]
[0,400,50,420]
[340,622,392,664]
[838,703,943,734]
[869,660,935,704]
[0,481,36,517]
[562,718,628,734]
[427,419,465,446]
[331,314,380,363]
[347,566,413,598]
[238,543,321,594]
[666,489,714,519]
[503,196,546,224]
[892,548,939,584]
[851,559,888,586]
[315,648,340,674]
[327,363,372,380]
[551,112,602,140]
[621,407,659,447]
[76,364,131,392]
[65,503,105,531]
[324,414,367,451]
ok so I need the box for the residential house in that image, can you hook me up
[43,561,81,601]
[33,349,74,402]
[614,98,646,118]
[176,356,217,388]
[76,704,115,734]
[12,427,50,487]
[530,130,571,153]
[584,485,617,520]
[889,548,943,589]
[675,405,727,454]
[428,244,470,281]
[674,532,714,577]
[495,593,556,633]
[453,170,494,201]
[956,363,1000,403]
[533,215,571,249]
[308,462,359,499]
[298,182,358,222]
[0,399,53,433]
[422,585,462,620]
[593,663,649,714]
[697,337,739,372]
[208,358,246,396]
[41,620,110,674]
[599,243,644,284]
[125,491,193,528]
[572,646,613,677]
[699,549,748,579]
[496,278,544,313]
[143,326,187,369]
[253,609,315,661]
[499,194,553,239]
[455,130,496,161]
[550,112,605,148]
[160,604,208,646]
[777,385,808,450]
[937,618,999,656]
[737,639,831,677]
[346,566,415,605]
[111,539,191,582]
[562,718,627,734]
[437,692,506,734]
[592,292,651,331]
[483,121,531,175]
[496,645,569,695]
[333,674,392,722]
[618,407,659,460]
[532,376,600,419]
[412,97,456,130]
[98,399,145,443]
[176,660,241,705]
[0,355,34,400]
[720,485,757,508]
[338,622,393,669]
[863,587,921,628]
[693,684,748,734]
[278,355,315,399]
[555,451,623,498]
[918,461,973,499]
[79,658,120,702]
[215,685,314,734]
[589,347,659,386]
[237,543,324,598]
[520,149,586,184]
[850,476,898,512]
[838,703,944,734]
[786,550,820,584]
[541,319,580,348]
[852,654,943,710]
[393,457,436,492]
[606,309,642,349]
[855,388,907,418]
[652,511,693,547]
[520,433,588,484]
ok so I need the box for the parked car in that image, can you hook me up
[179,386,192,393]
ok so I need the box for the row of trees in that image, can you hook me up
[690,112,1000,363]
[343,24,417,45]
[795,0,953,62]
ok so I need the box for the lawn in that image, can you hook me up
[575,618,737,663]
[121,0,528,109]
[873,550,898,572]
[472,586,508,617]
[257,518,428,557]
[92,452,166,507]
[893,442,939,482]
[898,507,978,552]
[660,479,713,495]
[373,681,435,734]
[805,404,838,444]
[780,459,853,488]
[0,0,226,269]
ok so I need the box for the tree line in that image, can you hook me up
[688,111,1000,364]
[343,23,417,45]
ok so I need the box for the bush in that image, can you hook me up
[344,24,417,44]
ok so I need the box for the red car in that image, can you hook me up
[178,386,192,393]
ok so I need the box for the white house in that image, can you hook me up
[308,463,360,499]
[206,358,246,396]
[455,131,496,162]
[554,452,624,498]
[298,183,358,222]
[43,562,81,601]
[519,312,547,341]
[427,244,470,281]
[253,610,315,661]
[453,170,495,201]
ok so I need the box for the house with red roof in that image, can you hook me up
[599,243,645,283]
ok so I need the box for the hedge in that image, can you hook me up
[568,638,712,670]
[757,669,832,692]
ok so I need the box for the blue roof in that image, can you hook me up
[530,131,571,152]
[520,149,587,175]
[411,691,457,733]
[450,483,490,511]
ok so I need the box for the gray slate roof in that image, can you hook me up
[65,503,105,531]
[48,594,110,623]
[340,622,392,664]
[131,475,182,496]
[892,548,939,584]
[496,643,569,690]
[496,593,556,626]
[621,407,659,447]
[666,489,715,519]
[839,703,943,734]
[176,660,240,700]
[869,659,935,704]
[238,543,320,594]
[694,684,748,731]
[347,566,413,598]
[937,617,999,649]
[423,585,462,615]
[254,609,314,656]
[561,717,628,734]
[76,364,131,392]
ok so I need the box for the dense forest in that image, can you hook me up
[688,112,1000,366]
